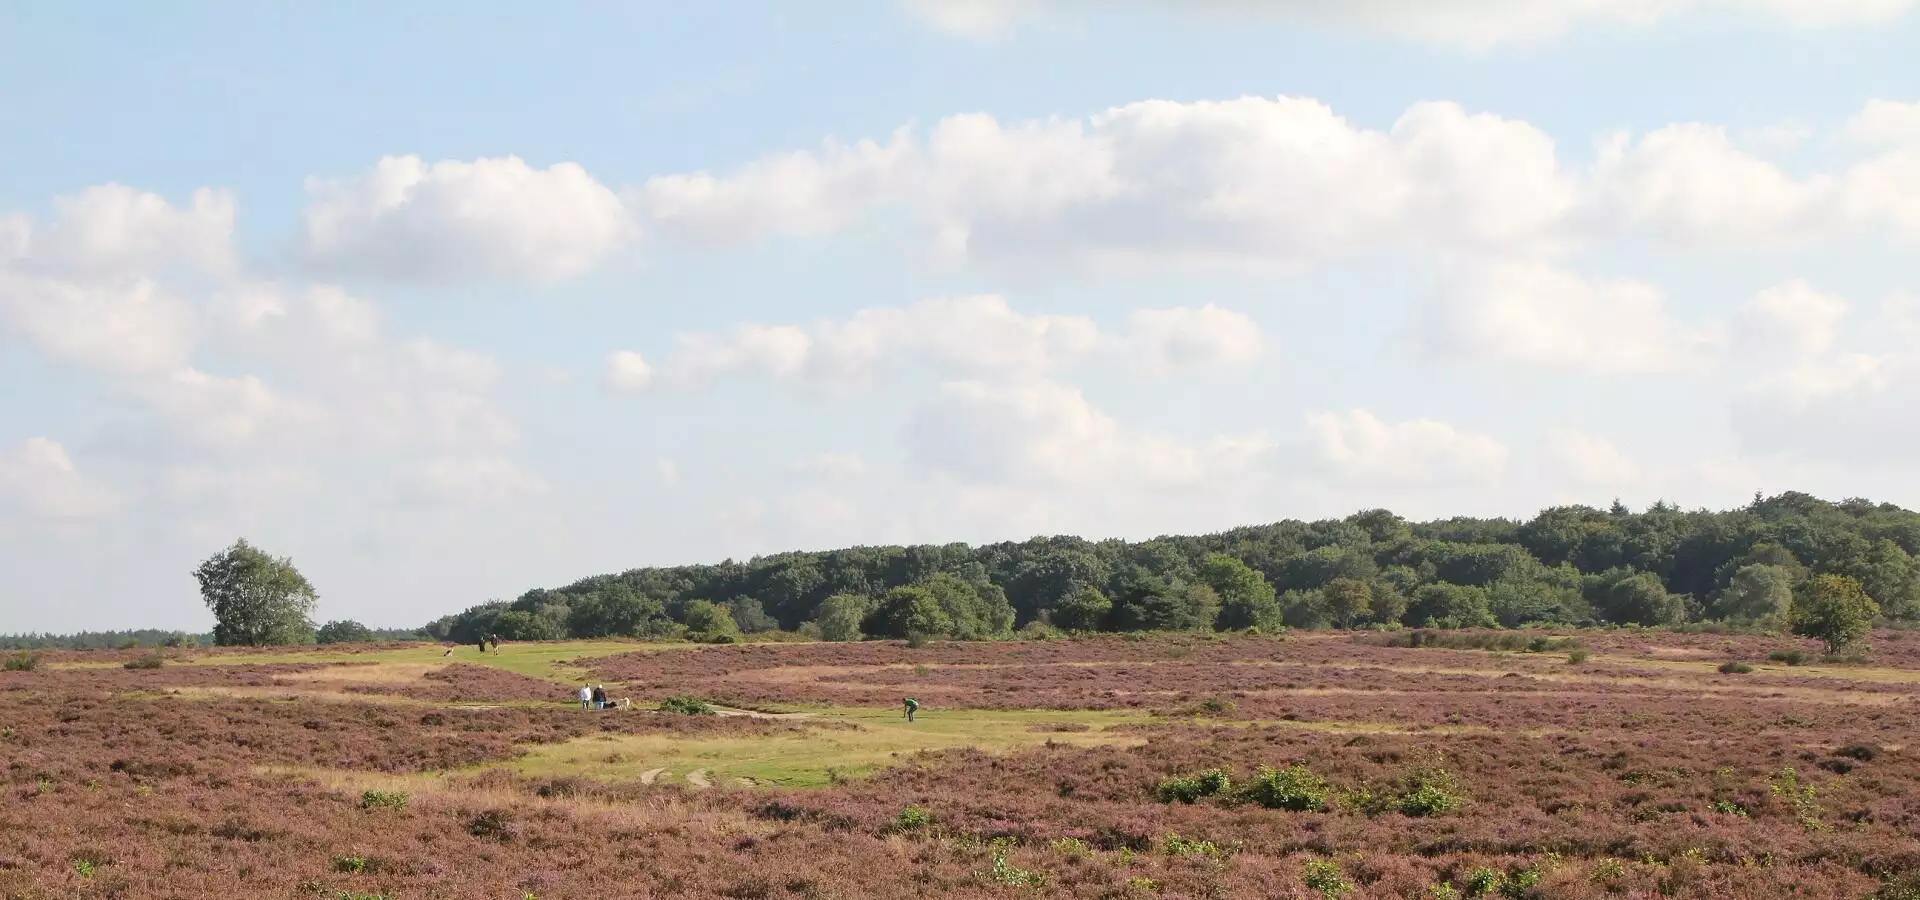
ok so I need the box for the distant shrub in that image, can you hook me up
[123,653,165,670]
[1162,833,1231,859]
[1302,858,1355,898]
[904,630,931,649]
[1239,764,1331,812]
[3,651,40,671]
[360,790,408,810]
[1156,768,1233,804]
[1019,621,1063,641]
[982,851,1045,887]
[1396,766,1464,817]
[1769,650,1808,666]
[659,695,715,715]
[1371,631,1578,653]
[1835,744,1879,761]
[894,805,933,830]
[1050,837,1092,857]
[1566,649,1590,664]
[1428,883,1462,899]
[1718,661,1754,674]
[1822,652,1869,665]
[333,855,369,873]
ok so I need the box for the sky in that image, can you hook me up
[2,1,1918,633]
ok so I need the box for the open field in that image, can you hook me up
[4,630,1919,898]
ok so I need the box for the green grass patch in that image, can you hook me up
[496,706,1152,787]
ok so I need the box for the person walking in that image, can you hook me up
[579,684,593,710]
[903,697,919,723]
[592,685,608,710]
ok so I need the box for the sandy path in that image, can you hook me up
[639,768,666,785]
[686,768,711,789]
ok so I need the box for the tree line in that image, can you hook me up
[418,492,1916,649]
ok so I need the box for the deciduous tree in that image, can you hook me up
[194,539,318,647]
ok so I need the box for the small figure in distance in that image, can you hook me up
[476,637,486,654]
[592,684,608,710]
[442,647,454,657]
[488,634,500,652]
[579,683,592,711]
[904,697,919,723]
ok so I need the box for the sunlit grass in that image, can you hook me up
[498,706,1152,788]
[50,640,656,683]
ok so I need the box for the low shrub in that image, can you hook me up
[2,651,40,672]
[1718,661,1754,674]
[1302,858,1355,898]
[894,805,933,830]
[659,695,715,715]
[1566,649,1591,664]
[123,653,165,670]
[1396,766,1464,817]
[360,790,408,810]
[1835,744,1880,762]
[1156,768,1233,804]
[1768,650,1808,666]
[1239,764,1331,812]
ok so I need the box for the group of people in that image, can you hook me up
[579,683,625,710]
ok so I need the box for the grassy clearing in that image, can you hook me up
[49,641,650,683]
[498,706,1152,788]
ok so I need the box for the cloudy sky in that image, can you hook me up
[3,2,1918,632]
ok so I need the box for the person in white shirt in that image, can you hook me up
[578,684,592,710]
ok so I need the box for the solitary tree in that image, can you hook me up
[315,619,375,645]
[812,593,872,642]
[1792,574,1879,655]
[194,539,318,646]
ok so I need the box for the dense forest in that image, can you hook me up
[419,492,1920,645]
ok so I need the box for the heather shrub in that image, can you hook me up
[1717,661,1753,674]
[360,790,408,810]
[659,695,715,715]
[1302,858,1355,898]
[1162,833,1232,859]
[1769,650,1808,666]
[3,651,40,671]
[1239,764,1331,812]
[1835,744,1879,761]
[123,652,165,670]
[1155,768,1233,804]
[894,805,933,831]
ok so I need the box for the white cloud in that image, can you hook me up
[1422,262,1719,373]
[0,273,196,375]
[402,456,549,506]
[903,0,1915,48]
[1124,304,1265,373]
[1545,428,1642,485]
[634,129,916,245]
[603,350,656,392]
[1734,280,1850,360]
[19,184,236,276]
[1303,409,1507,485]
[655,457,682,485]
[299,155,635,282]
[793,452,869,480]
[1586,124,1834,245]
[661,295,1105,386]
[1845,99,1920,147]
[0,438,118,526]
[905,377,1270,488]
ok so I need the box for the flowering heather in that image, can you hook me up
[1,630,1916,897]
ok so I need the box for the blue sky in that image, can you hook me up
[2,0,1918,632]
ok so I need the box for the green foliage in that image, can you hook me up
[122,652,165,670]
[1714,564,1796,623]
[1396,766,1464,817]
[3,651,40,671]
[981,851,1046,887]
[1204,554,1281,630]
[332,855,368,874]
[490,609,561,642]
[194,538,318,647]
[1595,572,1689,626]
[1161,833,1231,859]
[812,593,871,642]
[315,620,377,645]
[866,585,954,639]
[681,599,741,642]
[1050,583,1113,631]
[1567,649,1590,664]
[1718,660,1754,674]
[1302,859,1355,898]
[360,790,408,810]
[1769,649,1808,665]
[1155,768,1233,803]
[894,805,933,830]
[1792,574,1879,655]
[1408,583,1497,629]
[725,596,778,633]
[1238,764,1332,812]
[658,695,715,715]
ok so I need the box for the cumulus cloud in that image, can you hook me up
[1586,125,1835,245]
[1845,99,1920,147]
[1422,262,1720,374]
[1733,280,1849,360]
[1124,304,1265,373]
[0,273,196,375]
[1544,428,1642,485]
[634,129,916,245]
[13,184,236,276]
[603,350,656,392]
[1302,409,1507,486]
[902,0,1915,48]
[299,155,635,282]
[0,438,118,527]
[905,378,1271,488]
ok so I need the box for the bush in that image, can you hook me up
[1718,661,1754,674]
[1835,744,1879,761]
[123,653,165,670]
[659,695,715,715]
[1768,649,1809,665]
[360,790,408,810]
[1239,764,1331,812]
[2,651,40,672]
[1566,649,1590,664]
[1396,766,1464,817]
[1156,768,1233,804]
[894,805,933,830]
[903,630,931,649]
[1302,858,1355,898]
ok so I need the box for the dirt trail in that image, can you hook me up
[686,768,712,789]
[710,704,814,721]
[639,768,666,785]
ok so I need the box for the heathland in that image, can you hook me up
[3,628,1918,898]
